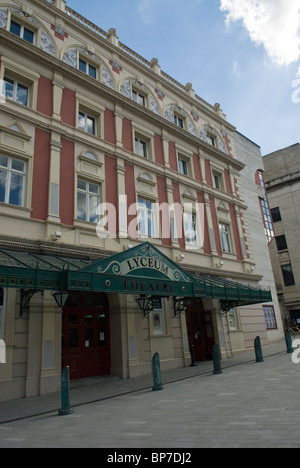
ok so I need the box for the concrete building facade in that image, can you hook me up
[0,0,283,402]
[263,143,300,327]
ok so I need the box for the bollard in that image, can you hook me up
[189,345,198,367]
[254,336,264,363]
[212,343,222,375]
[285,330,294,354]
[58,366,73,415]
[152,352,163,391]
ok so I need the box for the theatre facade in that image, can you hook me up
[0,0,283,401]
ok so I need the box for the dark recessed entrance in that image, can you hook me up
[62,292,111,380]
[185,299,214,361]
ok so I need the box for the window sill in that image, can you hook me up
[0,203,32,218]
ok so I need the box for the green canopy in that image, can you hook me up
[0,242,272,308]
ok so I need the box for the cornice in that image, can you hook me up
[0,30,244,172]
[28,0,236,131]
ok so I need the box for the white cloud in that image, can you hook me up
[220,0,300,65]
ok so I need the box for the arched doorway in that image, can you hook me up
[185,299,214,361]
[62,292,111,380]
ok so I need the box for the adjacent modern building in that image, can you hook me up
[0,0,283,402]
[263,143,300,327]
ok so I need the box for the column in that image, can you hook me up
[47,133,62,224]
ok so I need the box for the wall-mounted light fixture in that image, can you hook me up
[135,295,153,316]
[174,297,192,316]
[52,291,69,308]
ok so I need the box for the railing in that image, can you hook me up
[65,6,108,40]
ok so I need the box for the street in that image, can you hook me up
[0,347,299,449]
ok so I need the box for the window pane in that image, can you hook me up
[77,179,86,191]
[77,191,87,220]
[281,264,295,287]
[23,27,34,44]
[79,59,87,73]
[78,112,86,131]
[16,83,28,106]
[178,159,187,175]
[135,138,147,158]
[89,65,97,79]
[9,172,24,206]
[0,155,8,168]
[276,235,288,251]
[89,182,99,195]
[11,158,25,173]
[0,288,3,307]
[0,170,7,203]
[86,116,95,135]
[271,207,281,223]
[3,77,14,100]
[89,194,99,223]
[184,213,197,245]
[10,20,21,36]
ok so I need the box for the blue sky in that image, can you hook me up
[67,0,300,156]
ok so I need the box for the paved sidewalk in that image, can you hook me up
[0,339,287,425]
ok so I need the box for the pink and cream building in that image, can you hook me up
[0,0,283,402]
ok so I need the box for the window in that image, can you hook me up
[132,123,154,161]
[271,207,282,223]
[78,111,96,135]
[219,223,232,253]
[281,264,295,287]
[138,198,155,237]
[152,298,166,335]
[263,305,277,330]
[174,114,184,129]
[257,171,274,243]
[79,58,97,79]
[213,174,221,189]
[0,155,26,206]
[3,76,29,106]
[184,212,197,246]
[10,19,34,44]
[77,179,100,223]
[207,134,216,146]
[275,235,288,251]
[132,89,146,107]
[135,137,148,158]
[178,158,188,176]
[212,172,224,190]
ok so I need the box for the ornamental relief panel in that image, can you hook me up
[120,80,161,115]
[0,8,56,57]
[62,48,115,90]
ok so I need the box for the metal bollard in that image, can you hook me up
[58,366,73,415]
[212,343,222,375]
[189,345,198,367]
[152,352,163,391]
[285,330,294,354]
[254,336,264,363]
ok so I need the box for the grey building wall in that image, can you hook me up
[263,143,300,326]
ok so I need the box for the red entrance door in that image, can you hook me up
[185,300,214,361]
[62,293,110,380]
